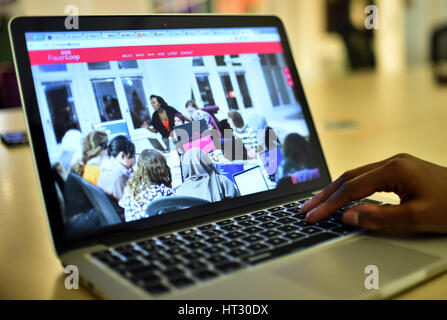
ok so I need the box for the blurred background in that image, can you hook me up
[0,0,446,109]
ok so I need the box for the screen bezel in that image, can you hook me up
[9,15,332,255]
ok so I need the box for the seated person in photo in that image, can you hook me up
[58,129,83,173]
[119,149,174,222]
[185,100,221,136]
[141,95,185,138]
[97,135,135,202]
[250,115,280,153]
[275,133,319,183]
[227,110,258,158]
[173,113,187,127]
[70,130,108,185]
[176,148,239,202]
[219,119,249,161]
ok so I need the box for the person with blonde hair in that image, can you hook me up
[71,130,108,185]
[119,149,174,222]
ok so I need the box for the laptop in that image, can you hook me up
[9,15,447,299]
[233,166,269,196]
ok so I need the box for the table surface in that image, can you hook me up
[1,65,447,299]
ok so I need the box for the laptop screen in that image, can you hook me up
[24,25,322,236]
[233,166,269,196]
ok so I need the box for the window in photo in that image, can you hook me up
[260,53,291,106]
[118,60,138,69]
[91,78,123,122]
[193,56,205,66]
[121,76,150,129]
[236,72,253,108]
[39,64,67,72]
[42,81,80,143]
[87,62,111,70]
[220,72,239,110]
[195,73,215,106]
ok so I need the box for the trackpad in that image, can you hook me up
[274,237,439,299]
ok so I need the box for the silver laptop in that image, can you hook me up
[9,15,447,299]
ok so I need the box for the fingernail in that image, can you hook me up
[301,199,311,212]
[305,208,317,222]
[343,211,359,226]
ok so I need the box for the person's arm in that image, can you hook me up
[302,153,447,233]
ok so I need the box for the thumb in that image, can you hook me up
[342,203,415,231]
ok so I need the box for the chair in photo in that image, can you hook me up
[67,171,122,227]
[145,195,211,217]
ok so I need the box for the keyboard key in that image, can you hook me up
[195,270,219,281]
[166,247,188,256]
[283,202,299,208]
[185,241,208,250]
[143,283,170,295]
[216,219,233,226]
[292,213,307,220]
[271,211,290,218]
[162,267,185,278]
[301,227,322,235]
[234,215,251,221]
[158,234,177,241]
[159,258,182,268]
[169,276,195,288]
[244,232,339,265]
[294,220,313,228]
[247,243,269,252]
[160,239,186,248]
[237,220,259,227]
[134,272,161,285]
[202,245,224,255]
[202,229,223,237]
[221,224,241,232]
[283,232,306,241]
[287,208,301,214]
[316,222,339,230]
[332,226,360,235]
[228,248,250,258]
[277,217,298,225]
[242,235,265,243]
[222,240,244,249]
[243,226,264,234]
[182,234,204,242]
[268,206,283,212]
[185,261,208,271]
[260,222,281,229]
[266,237,288,247]
[205,237,226,245]
[260,230,282,238]
[225,231,247,239]
[182,252,204,261]
[278,225,300,233]
[215,262,242,273]
[251,210,268,217]
[198,224,215,231]
[179,229,196,236]
[136,239,155,247]
[255,216,276,223]
[207,254,229,265]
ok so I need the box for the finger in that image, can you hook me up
[305,163,397,223]
[301,157,395,213]
[342,203,416,231]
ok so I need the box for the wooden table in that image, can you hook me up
[1,65,446,299]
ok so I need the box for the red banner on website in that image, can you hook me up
[28,42,283,65]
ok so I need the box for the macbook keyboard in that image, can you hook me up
[91,199,375,295]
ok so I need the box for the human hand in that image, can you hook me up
[302,153,447,233]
